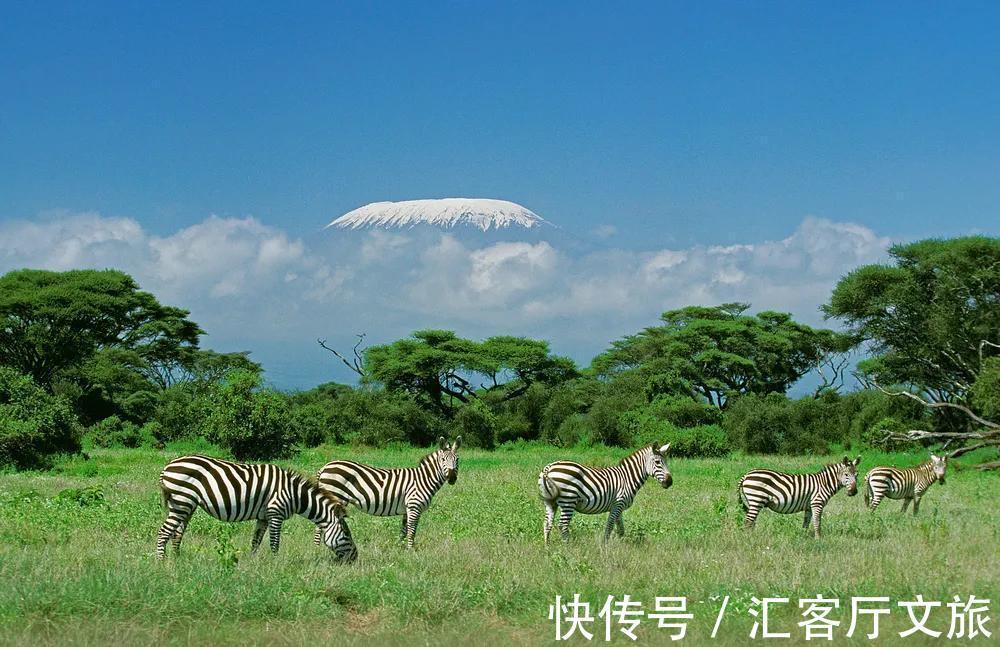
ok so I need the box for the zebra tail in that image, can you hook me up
[737,476,748,513]
[159,481,169,510]
[538,466,559,502]
[864,476,873,506]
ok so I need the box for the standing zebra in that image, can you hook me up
[538,443,673,544]
[738,456,861,538]
[865,454,947,515]
[316,436,461,549]
[157,455,357,562]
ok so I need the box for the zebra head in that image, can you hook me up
[930,453,947,485]
[839,455,861,496]
[647,443,673,488]
[436,435,462,485]
[318,497,357,563]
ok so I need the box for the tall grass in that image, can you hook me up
[1,443,996,645]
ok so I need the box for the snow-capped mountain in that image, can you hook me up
[327,198,550,231]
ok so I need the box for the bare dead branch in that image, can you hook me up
[318,333,367,377]
[872,382,1000,430]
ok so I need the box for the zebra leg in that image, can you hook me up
[156,498,192,559]
[802,509,812,529]
[267,514,284,553]
[742,502,762,530]
[912,496,921,516]
[251,519,267,554]
[542,500,556,545]
[171,520,187,553]
[399,516,408,543]
[900,497,912,514]
[603,503,626,543]
[616,514,626,538]
[810,502,824,539]
[404,506,422,550]
[556,501,575,540]
[868,489,884,512]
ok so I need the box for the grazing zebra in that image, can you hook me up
[316,436,461,549]
[538,443,673,544]
[157,455,357,562]
[865,454,947,515]
[738,456,861,538]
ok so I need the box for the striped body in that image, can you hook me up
[738,456,860,538]
[865,455,947,515]
[157,454,356,561]
[538,443,672,543]
[316,437,461,549]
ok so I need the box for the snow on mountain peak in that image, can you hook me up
[327,198,550,231]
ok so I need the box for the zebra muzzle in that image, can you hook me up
[661,474,673,489]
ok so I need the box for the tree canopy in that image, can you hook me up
[0,269,203,388]
[593,303,850,408]
[364,329,577,416]
[824,237,1000,403]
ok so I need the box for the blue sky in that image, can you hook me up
[1,3,998,388]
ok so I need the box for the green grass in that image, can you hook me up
[1,443,997,645]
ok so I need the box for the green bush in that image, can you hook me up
[862,416,919,451]
[971,357,1000,422]
[204,370,295,460]
[540,378,601,443]
[0,367,81,469]
[553,413,592,447]
[620,407,731,457]
[454,400,498,449]
[86,415,154,448]
[332,389,445,447]
[841,389,927,444]
[663,424,731,458]
[288,402,335,447]
[645,395,722,428]
[153,382,211,442]
[723,393,794,454]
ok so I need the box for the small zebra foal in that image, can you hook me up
[316,436,461,549]
[738,456,861,538]
[157,455,357,562]
[538,443,673,544]
[865,454,947,515]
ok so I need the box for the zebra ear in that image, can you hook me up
[853,455,861,467]
[658,443,670,455]
[437,436,447,449]
[452,436,462,450]
[842,455,850,465]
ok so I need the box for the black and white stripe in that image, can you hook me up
[738,455,860,538]
[316,436,461,549]
[157,454,357,562]
[865,454,947,515]
[538,443,673,544]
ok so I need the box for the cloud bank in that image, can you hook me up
[0,212,890,387]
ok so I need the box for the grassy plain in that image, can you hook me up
[1,442,996,645]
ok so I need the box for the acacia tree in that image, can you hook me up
[0,269,202,389]
[592,303,850,408]
[824,236,1000,404]
[363,329,577,417]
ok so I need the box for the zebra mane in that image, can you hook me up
[419,448,442,467]
[620,445,654,464]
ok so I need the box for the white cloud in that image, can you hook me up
[0,212,892,385]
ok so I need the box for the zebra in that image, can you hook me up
[157,454,357,562]
[738,455,861,538]
[538,443,673,544]
[865,453,947,515]
[315,436,461,549]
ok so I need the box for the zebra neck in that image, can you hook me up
[616,454,648,493]
[820,465,841,492]
[419,458,446,492]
